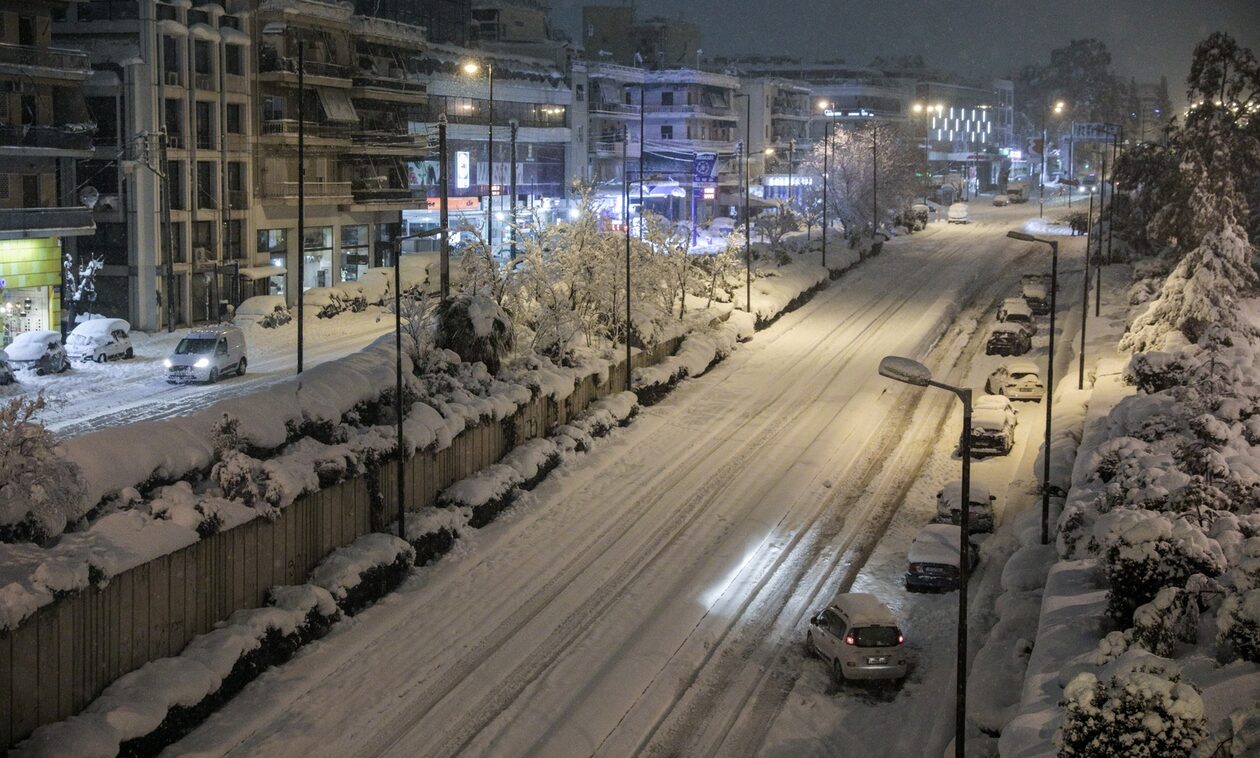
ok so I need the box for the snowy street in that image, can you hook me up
[164,203,1084,757]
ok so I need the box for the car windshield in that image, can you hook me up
[853,626,901,647]
[1011,372,1038,381]
[175,338,217,355]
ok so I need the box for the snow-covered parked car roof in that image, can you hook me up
[908,524,964,566]
[1022,282,1048,297]
[1001,298,1033,317]
[828,592,898,627]
[70,318,130,337]
[991,323,1026,335]
[938,481,992,508]
[973,407,1012,431]
[975,395,1014,413]
[5,330,62,360]
[1007,360,1041,376]
[235,295,288,318]
[357,268,392,304]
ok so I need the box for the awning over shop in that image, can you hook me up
[238,265,287,280]
[315,87,358,123]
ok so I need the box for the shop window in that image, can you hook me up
[340,224,369,281]
[196,161,216,209]
[303,226,333,290]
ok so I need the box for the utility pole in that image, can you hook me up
[439,115,450,300]
[638,85,645,239]
[509,119,518,259]
[623,124,632,391]
[158,130,176,333]
[1080,191,1093,390]
[296,42,305,373]
[872,121,878,233]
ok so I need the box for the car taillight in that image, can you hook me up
[898,633,905,644]
[845,634,855,645]
[909,563,921,574]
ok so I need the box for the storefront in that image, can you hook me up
[0,237,62,347]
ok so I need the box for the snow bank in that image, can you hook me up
[309,533,414,614]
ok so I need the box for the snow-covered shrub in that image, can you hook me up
[309,533,414,616]
[1218,588,1260,663]
[1124,351,1193,394]
[1097,510,1227,623]
[437,463,523,529]
[1057,664,1207,758]
[210,414,269,511]
[1131,586,1199,656]
[403,506,470,566]
[435,293,514,374]
[0,395,86,544]
[500,438,562,491]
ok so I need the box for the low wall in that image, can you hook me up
[0,338,680,749]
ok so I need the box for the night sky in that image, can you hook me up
[550,0,1260,107]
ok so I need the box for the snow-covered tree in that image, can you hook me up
[0,395,86,543]
[1218,587,1260,662]
[802,121,923,237]
[63,251,105,324]
[1058,663,1208,758]
[754,207,800,249]
[435,293,514,374]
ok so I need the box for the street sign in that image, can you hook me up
[692,152,718,183]
[1071,122,1119,142]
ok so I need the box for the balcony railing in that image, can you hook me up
[351,129,428,147]
[194,73,216,91]
[651,103,736,119]
[260,119,351,140]
[260,179,352,200]
[350,185,416,204]
[0,207,95,235]
[0,42,90,72]
[258,50,350,80]
[0,124,94,151]
[590,102,641,117]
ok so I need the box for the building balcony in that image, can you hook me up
[647,104,738,120]
[259,179,352,203]
[260,119,351,142]
[590,102,641,118]
[0,124,94,156]
[258,48,351,84]
[0,42,91,79]
[350,129,430,152]
[0,207,95,240]
[193,72,217,92]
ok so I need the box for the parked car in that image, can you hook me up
[986,361,1045,401]
[1007,183,1029,203]
[947,202,970,224]
[4,330,69,375]
[992,194,1010,207]
[936,481,997,533]
[1022,280,1050,315]
[0,348,14,385]
[165,324,247,383]
[807,593,908,683]
[905,523,977,592]
[66,317,133,363]
[998,297,1037,335]
[986,323,1032,356]
[910,203,931,230]
[971,400,1017,457]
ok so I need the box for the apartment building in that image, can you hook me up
[739,78,812,204]
[0,0,95,342]
[56,0,254,331]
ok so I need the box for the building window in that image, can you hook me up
[196,161,216,209]
[575,84,585,102]
[257,228,287,256]
[195,101,214,149]
[194,40,212,76]
[162,36,181,85]
[660,125,673,139]
[262,95,285,123]
[226,103,243,134]
[303,227,333,290]
[164,99,182,145]
[0,175,7,199]
[167,161,185,210]
[192,220,215,261]
[227,162,246,209]
[225,45,244,76]
[225,220,243,260]
[661,91,674,106]
[340,225,369,282]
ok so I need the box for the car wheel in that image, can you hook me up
[125,348,134,359]
[96,353,107,364]
[805,631,818,658]
[208,368,219,384]
[832,659,846,684]
[237,358,247,376]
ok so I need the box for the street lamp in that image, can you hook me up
[622,124,632,391]
[736,92,752,312]
[817,99,836,269]
[1007,230,1059,546]
[391,227,446,541]
[1040,100,1066,219]
[878,355,972,758]
[462,60,495,249]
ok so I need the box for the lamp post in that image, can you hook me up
[439,115,450,300]
[1007,230,1059,545]
[638,84,645,240]
[741,93,752,312]
[391,227,446,541]
[787,139,796,211]
[878,355,972,758]
[871,119,878,234]
[623,124,632,391]
[1081,191,1093,390]
[297,41,306,372]
[463,60,495,249]
[817,99,835,269]
[1040,100,1066,219]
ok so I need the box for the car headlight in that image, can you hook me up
[194,358,210,368]
[163,358,172,368]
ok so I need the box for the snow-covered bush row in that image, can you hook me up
[309,533,414,616]
[747,262,829,328]
[633,317,747,405]
[13,584,339,758]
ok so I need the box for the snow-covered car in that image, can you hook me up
[807,593,908,683]
[985,323,1031,356]
[971,400,1017,457]
[998,297,1037,335]
[66,317,133,362]
[234,295,292,328]
[1021,280,1050,315]
[905,523,976,592]
[165,324,247,383]
[5,330,69,375]
[936,481,997,533]
[986,361,1045,401]
[947,203,969,224]
[701,216,736,238]
[992,194,1010,207]
[0,348,14,385]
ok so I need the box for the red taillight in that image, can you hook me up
[845,634,855,645]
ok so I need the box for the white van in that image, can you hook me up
[66,318,133,362]
[165,325,247,383]
[947,203,970,224]
[807,593,908,683]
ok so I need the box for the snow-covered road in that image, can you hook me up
[169,202,1081,758]
[6,310,394,436]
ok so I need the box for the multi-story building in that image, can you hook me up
[1132,80,1170,143]
[353,0,472,46]
[912,79,1016,190]
[581,5,700,70]
[56,0,254,330]
[727,58,920,133]
[0,0,95,342]
[739,78,812,204]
